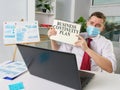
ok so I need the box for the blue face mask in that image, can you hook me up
[86,25,100,37]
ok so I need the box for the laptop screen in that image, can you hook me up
[17,44,82,90]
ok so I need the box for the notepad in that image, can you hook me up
[0,61,27,80]
[8,82,24,90]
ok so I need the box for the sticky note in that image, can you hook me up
[8,82,24,90]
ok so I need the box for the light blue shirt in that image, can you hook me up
[58,33,116,72]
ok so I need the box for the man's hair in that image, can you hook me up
[89,11,106,23]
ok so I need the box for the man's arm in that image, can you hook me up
[48,27,60,50]
[85,48,113,73]
[50,40,60,50]
[75,35,113,73]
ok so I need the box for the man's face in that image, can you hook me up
[87,16,105,32]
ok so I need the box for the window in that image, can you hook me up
[93,0,120,5]
[90,0,120,42]
[102,16,120,42]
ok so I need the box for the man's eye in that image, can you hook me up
[90,22,94,25]
[96,25,101,28]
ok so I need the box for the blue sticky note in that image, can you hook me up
[8,82,24,90]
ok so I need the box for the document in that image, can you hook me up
[50,19,81,45]
[3,21,40,45]
[0,61,27,80]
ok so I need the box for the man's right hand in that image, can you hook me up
[47,27,57,38]
[47,27,59,50]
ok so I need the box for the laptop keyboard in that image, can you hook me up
[79,70,95,88]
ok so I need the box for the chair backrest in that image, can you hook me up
[113,42,120,74]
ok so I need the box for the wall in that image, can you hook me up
[55,0,73,22]
[90,4,120,16]
[56,0,90,22]
[0,0,35,63]
[74,0,90,21]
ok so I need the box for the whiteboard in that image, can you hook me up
[0,0,35,62]
[3,21,40,44]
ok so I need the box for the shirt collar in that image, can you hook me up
[80,32,100,41]
[90,34,101,42]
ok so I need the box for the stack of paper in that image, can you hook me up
[0,61,27,80]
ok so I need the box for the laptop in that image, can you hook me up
[17,44,95,90]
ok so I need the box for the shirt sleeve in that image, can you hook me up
[58,43,73,53]
[102,40,117,72]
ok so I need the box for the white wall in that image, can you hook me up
[90,4,120,16]
[0,0,35,63]
[56,0,90,22]
[56,0,73,22]
[74,0,90,21]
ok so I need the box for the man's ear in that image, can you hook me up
[103,25,105,30]
[86,21,89,26]
[101,26,105,32]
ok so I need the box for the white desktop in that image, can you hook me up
[0,70,120,90]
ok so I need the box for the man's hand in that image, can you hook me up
[47,27,57,38]
[74,35,89,51]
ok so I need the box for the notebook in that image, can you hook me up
[17,44,95,90]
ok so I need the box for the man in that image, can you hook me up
[48,12,116,73]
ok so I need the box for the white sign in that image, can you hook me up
[50,19,81,45]
[3,21,40,45]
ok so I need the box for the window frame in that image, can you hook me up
[90,0,120,42]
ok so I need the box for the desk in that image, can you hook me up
[0,71,120,90]
[84,71,120,90]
